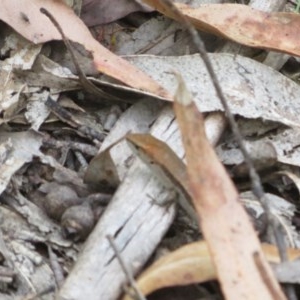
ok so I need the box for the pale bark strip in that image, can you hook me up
[58,103,227,300]
[58,103,177,300]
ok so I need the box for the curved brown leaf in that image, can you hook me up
[122,242,300,300]
[126,133,197,222]
[143,2,300,57]
[0,0,170,99]
[173,74,285,300]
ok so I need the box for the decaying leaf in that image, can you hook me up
[0,0,170,99]
[84,147,120,191]
[241,191,299,248]
[0,30,42,118]
[0,131,43,195]
[125,54,300,127]
[126,133,197,222]
[0,198,74,298]
[173,74,285,300]
[217,126,300,169]
[142,2,300,57]
[14,54,81,93]
[25,90,59,130]
[85,99,164,184]
[122,241,300,300]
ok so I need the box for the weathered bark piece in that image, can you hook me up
[58,97,227,300]
[58,102,182,300]
[57,2,289,299]
[59,161,176,300]
[57,23,299,300]
[100,98,165,180]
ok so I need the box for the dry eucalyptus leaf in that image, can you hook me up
[125,53,300,127]
[0,0,170,99]
[143,2,300,57]
[121,241,214,300]
[126,133,197,222]
[126,134,189,192]
[15,51,171,104]
[121,241,300,300]
[173,74,285,300]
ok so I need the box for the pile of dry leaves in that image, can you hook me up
[1,0,300,299]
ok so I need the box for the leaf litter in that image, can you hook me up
[1,0,300,300]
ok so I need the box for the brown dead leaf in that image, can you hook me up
[126,133,197,222]
[0,0,170,99]
[173,74,286,300]
[84,148,120,191]
[126,133,189,197]
[122,242,300,300]
[142,2,300,57]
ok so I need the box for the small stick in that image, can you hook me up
[45,96,105,141]
[107,235,147,300]
[43,134,98,156]
[48,245,64,288]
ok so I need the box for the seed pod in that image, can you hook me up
[44,185,83,220]
[61,202,95,242]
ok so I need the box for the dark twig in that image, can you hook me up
[45,96,105,142]
[107,235,146,300]
[159,0,287,263]
[42,134,98,156]
[40,8,121,102]
[48,245,64,288]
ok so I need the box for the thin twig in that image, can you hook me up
[48,245,64,288]
[107,235,146,300]
[45,96,105,142]
[40,8,121,102]
[42,134,98,156]
[159,0,287,261]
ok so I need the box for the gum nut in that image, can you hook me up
[61,203,95,242]
[44,185,82,220]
